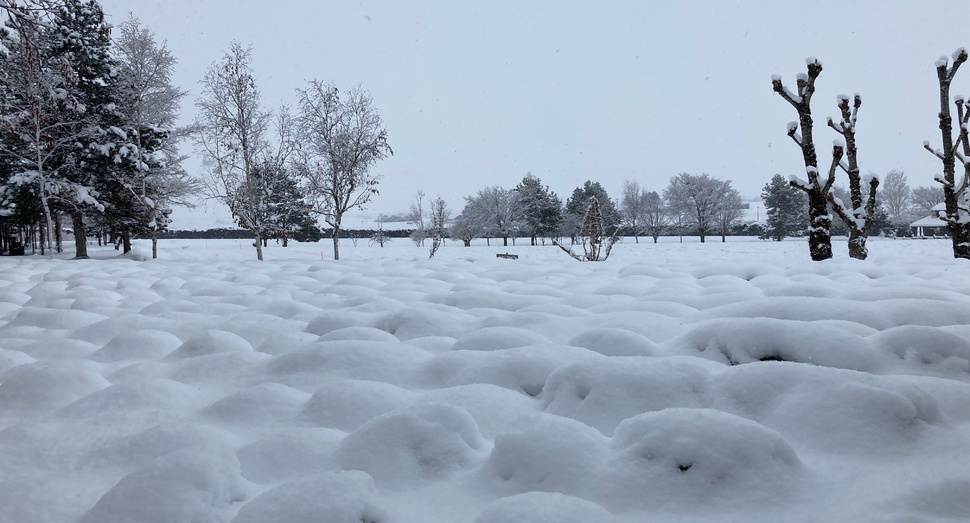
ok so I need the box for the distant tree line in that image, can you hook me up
[428,172,750,248]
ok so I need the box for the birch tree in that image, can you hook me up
[772,58,834,261]
[923,48,970,260]
[113,14,191,258]
[194,42,271,260]
[294,81,392,260]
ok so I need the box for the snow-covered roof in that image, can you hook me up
[910,214,947,227]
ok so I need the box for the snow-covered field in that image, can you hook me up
[1,237,968,523]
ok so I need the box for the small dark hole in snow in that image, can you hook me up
[678,463,692,472]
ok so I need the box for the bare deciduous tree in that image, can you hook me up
[879,169,910,227]
[428,195,449,258]
[408,190,426,247]
[825,94,878,260]
[910,185,944,214]
[715,187,746,242]
[114,15,192,259]
[294,81,392,261]
[772,58,834,261]
[663,173,733,243]
[642,191,668,243]
[923,48,970,260]
[194,42,272,260]
[621,180,647,243]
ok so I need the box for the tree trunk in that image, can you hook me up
[950,222,970,259]
[806,191,833,261]
[331,227,340,260]
[634,234,639,244]
[463,239,471,247]
[847,229,868,260]
[653,236,658,243]
[152,230,158,259]
[254,230,264,261]
[72,212,88,259]
[503,236,508,247]
[122,231,132,254]
[54,213,63,253]
[721,233,726,242]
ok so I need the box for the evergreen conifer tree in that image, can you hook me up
[762,174,807,241]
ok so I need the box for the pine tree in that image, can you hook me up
[762,174,807,241]
[515,173,562,245]
[52,0,139,257]
[0,3,95,255]
[565,181,621,236]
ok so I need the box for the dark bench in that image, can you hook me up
[496,253,518,260]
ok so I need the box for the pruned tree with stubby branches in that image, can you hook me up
[923,47,970,260]
[825,94,878,259]
[772,58,834,261]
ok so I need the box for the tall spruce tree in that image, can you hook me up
[762,174,807,241]
[52,0,138,257]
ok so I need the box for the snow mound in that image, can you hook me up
[231,470,391,523]
[59,377,202,419]
[452,326,551,351]
[83,421,230,471]
[337,403,485,488]
[304,312,369,336]
[542,357,717,435]
[319,326,401,343]
[4,307,107,330]
[203,382,310,426]
[417,384,538,438]
[421,344,601,396]
[376,307,467,340]
[474,491,614,523]
[870,325,970,374]
[237,428,343,484]
[80,445,250,523]
[599,408,803,510]
[711,363,943,452]
[263,340,431,390]
[0,360,109,415]
[18,337,100,359]
[165,329,253,360]
[669,317,878,371]
[89,329,184,362]
[484,413,608,497]
[299,379,416,431]
[0,348,35,375]
[568,327,659,356]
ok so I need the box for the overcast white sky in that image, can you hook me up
[98,0,969,229]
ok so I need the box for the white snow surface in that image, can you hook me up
[1,237,969,523]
